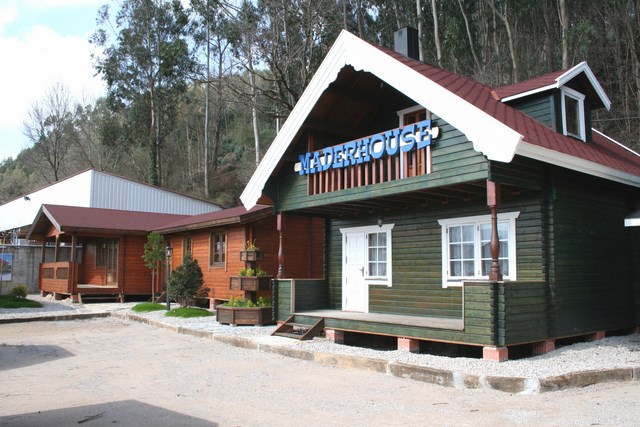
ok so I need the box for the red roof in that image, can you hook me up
[153,204,273,233]
[493,68,568,100]
[28,205,190,238]
[376,45,640,177]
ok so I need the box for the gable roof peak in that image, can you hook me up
[496,61,611,110]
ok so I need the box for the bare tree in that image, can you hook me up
[22,82,76,183]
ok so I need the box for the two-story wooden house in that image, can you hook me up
[240,30,640,361]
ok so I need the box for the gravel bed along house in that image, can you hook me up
[2,294,640,380]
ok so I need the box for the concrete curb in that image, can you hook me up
[0,312,110,324]
[4,311,639,394]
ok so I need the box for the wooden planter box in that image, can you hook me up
[240,250,263,262]
[229,276,272,292]
[215,305,274,326]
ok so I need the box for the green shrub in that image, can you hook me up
[168,255,209,307]
[239,268,254,277]
[165,307,213,318]
[256,296,272,307]
[132,302,166,313]
[224,296,272,308]
[9,285,27,299]
[238,266,268,277]
[225,296,256,307]
[254,267,268,277]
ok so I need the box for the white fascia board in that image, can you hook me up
[625,216,640,227]
[500,62,611,110]
[241,30,523,209]
[500,84,556,103]
[593,128,640,160]
[557,62,611,110]
[516,141,640,188]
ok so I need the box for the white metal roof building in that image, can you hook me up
[0,169,221,239]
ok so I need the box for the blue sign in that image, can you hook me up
[296,119,439,175]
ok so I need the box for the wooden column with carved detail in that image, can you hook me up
[487,180,503,282]
[277,212,285,279]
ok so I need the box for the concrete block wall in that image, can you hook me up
[0,245,41,295]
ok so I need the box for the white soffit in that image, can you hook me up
[240,30,524,209]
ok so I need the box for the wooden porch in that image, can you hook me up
[39,261,124,301]
[274,278,550,347]
[292,309,464,330]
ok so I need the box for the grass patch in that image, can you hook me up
[0,295,43,309]
[165,307,213,318]
[131,302,167,313]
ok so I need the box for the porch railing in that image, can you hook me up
[308,148,430,196]
[40,261,77,294]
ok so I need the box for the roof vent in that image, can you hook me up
[394,27,419,60]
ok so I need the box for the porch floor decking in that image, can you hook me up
[295,309,464,331]
[77,284,119,289]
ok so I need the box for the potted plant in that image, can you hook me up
[216,296,274,326]
[229,266,272,292]
[240,240,263,262]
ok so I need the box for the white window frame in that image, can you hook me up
[561,87,586,141]
[340,223,395,287]
[396,105,431,127]
[438,211,519,288]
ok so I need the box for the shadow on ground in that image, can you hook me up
[0,400,217,426]
[0,345,74,371]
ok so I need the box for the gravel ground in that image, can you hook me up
[3,294,640,379]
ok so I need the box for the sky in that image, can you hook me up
[0,0,107,161]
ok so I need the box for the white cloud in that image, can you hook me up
[0,1,18,33]
[0,23,105,158]
[23,0,105,10]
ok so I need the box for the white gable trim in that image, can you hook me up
[241,30,523,209]
[516,140,640,188]
[501,62,611,110]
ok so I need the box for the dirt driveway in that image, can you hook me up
[1,317,640,426]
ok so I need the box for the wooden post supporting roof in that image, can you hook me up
[487,180,503,282]
[277,212,284,279]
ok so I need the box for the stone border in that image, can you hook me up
[4,311,639,394]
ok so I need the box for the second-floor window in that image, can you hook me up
[561,87,586,141]
[210,232,226,267]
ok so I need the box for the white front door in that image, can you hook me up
[343,231,367,312]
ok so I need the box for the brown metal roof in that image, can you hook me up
[153,204,274,234]
[27,204,190,239]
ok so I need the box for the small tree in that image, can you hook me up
[142,231,165,301]
[168,255,208,307]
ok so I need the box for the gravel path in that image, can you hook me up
[3,294,640,380]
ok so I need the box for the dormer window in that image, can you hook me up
[561,87,586,141]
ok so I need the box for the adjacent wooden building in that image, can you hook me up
[154,205,324,306]
[27,204,189,302]
[240,30,640,360]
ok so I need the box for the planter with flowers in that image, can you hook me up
[216,296,274,326]
[218,240,274,325]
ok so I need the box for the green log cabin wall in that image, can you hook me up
[546,167,637,336]
[326,192,546,319]
[272,117,489,212]
[632,228,640,326]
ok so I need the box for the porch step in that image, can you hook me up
[272,315,324,341]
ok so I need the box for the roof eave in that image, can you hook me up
[240,30,523,209]
[155,207,274,234]
[516,141,640,188]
